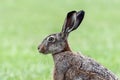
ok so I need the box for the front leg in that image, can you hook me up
[53,68,65,80]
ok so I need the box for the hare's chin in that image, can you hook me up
[38,49,49,54]
[38,49,45,53]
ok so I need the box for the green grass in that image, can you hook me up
[0,0,120,80]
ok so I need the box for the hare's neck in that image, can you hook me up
[63,40,71,52]
[52,51,72,64]
[52,40,72,64]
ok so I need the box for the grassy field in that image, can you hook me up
[0,0,120,80]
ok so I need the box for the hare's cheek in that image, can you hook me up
[48,43,65,54]
[48,44,55,52]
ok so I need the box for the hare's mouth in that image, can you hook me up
[38,49,45,53]
[38,48,46,54]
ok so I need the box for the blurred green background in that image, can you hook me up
[0,0,120,80]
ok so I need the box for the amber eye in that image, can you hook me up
[47,36,56,42]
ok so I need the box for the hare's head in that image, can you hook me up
[38,10,85,54]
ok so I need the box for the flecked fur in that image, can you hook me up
[38,10,118,80]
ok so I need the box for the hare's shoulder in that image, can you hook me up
[54,51,117,80]
[65,51,117,80]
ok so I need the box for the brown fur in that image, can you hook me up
[52,51,118,80]
[38,10,118,80]
[60,40,71,53]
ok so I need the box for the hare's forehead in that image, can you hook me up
[46,33,61,39]
[42,34,56,42]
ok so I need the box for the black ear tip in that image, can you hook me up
[78,10,85,16]
[67,11,76,17]
[76,10,85,21]
[81,10,85,15]
[80,10,85,13]
[67,10,85,17]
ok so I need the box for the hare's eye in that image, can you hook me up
[47,36,55,42]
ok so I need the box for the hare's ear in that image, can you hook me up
[62,10,85,34]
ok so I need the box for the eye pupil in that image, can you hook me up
[49,37,53,41]
[48,36,55,42]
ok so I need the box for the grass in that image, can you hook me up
[0,0,120,80]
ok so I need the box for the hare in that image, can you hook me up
[38,10,118,80]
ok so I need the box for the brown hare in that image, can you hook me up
[38,10,118,80]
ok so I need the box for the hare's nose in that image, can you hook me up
[38,45,45,53]
[38,45,41,51]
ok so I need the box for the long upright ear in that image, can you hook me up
[62,10,85,34]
